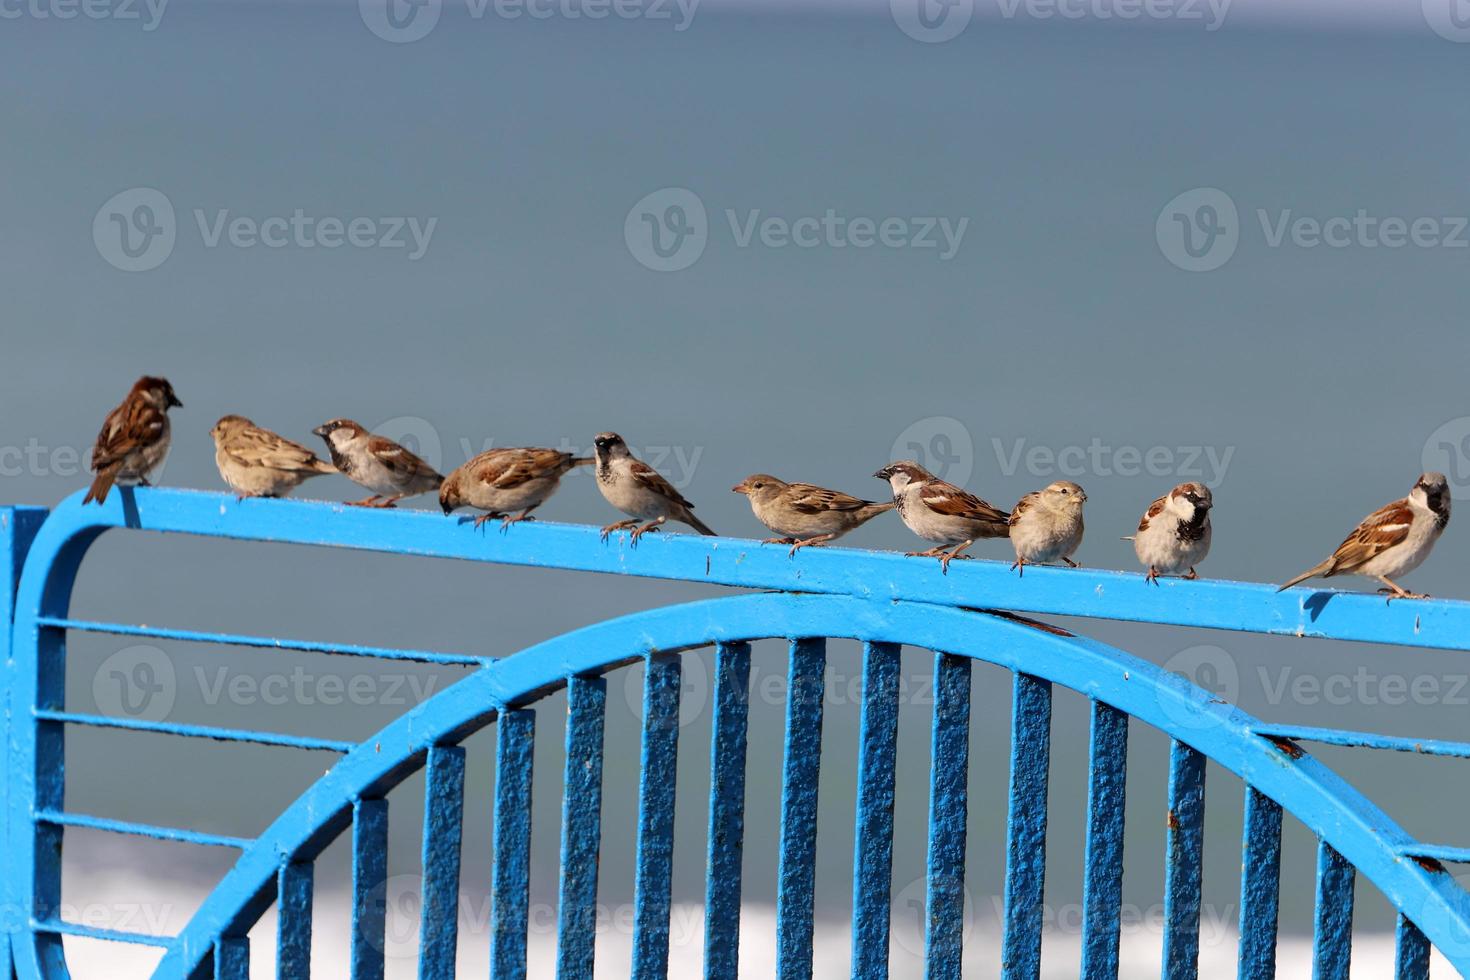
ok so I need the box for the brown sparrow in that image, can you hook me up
[210,415,336,499]
[311,418,443,507]
[1279,472,1450,600]
[1127,483,1213,584]
[733,473,894,556]
[440,447,592,529]
[1009,480,1087,576]
[592,432,715,543]
[875,460,1010,573]
[84,375,182,504]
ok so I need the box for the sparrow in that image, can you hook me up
[592,432,715,543]
[210,415,336,499]
[84,375,182,505]
[1278,472,1451,600]
[311,419,443,507]
[1009,480,1087,577]
[440,447,592,529]
[875,460,1010,573]
[1126,482,1213,584]
[733,474,894,556]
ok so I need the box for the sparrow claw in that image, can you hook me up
[1061,557,1080,568]
[629,519,664,546]
[600,519,637,542]
[1145,566,1160,586]
[763,537,797,546]
[1183,567,1198,580]
[472,512,504,531]
[345,496,382,507]
[1010,558,1025,578]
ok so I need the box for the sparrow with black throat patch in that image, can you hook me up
[1125,482,1213,584]
[440,447,591,529]
[875,460,1010,573]
[592,432,715,543]
[1278,472,1450,600]
[312,418,443,507]
[211,415,336,499]
[1009,480,1087,577]
[84,375,182,505]
[733,473,894,556]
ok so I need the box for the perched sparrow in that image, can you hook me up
[440,448,592,529]
[875,460,1010,573]
[1126,482,1213,584]
[1278,472,1450,600]
[1009,480,1087,576]
[210,415,336,499]
[733,473,894,556]
[311,419,443,507]
[592,432,715,543]
[84,375,182,505]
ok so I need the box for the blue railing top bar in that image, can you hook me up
[21,485,1470,653]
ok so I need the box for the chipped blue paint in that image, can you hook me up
[6,489,1470,980]
[491,711,534,979]
[850,642,900,980]
[1312,842,1355,980]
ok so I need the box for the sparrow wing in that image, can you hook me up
[91,393,165,471]
[472,448,571,489]
[1324,499,1415,574]
[1008,492,1040,528]
[784,482,874,514]
[921,480,1010,525]
[629,459,695,509]
[1137,495,1167,534]
[366,434,441,481]
[228,425,333,474]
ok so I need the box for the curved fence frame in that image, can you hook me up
[5,487,1470,979]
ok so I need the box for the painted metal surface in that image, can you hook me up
[5,489,1470,980]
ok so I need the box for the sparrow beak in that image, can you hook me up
[169,395,183,408]
[873,467,890,480]
[311,424,329,438]
[732,481,749,494]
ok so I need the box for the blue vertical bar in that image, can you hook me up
[493,709,535,980]
[1312,841,1354,980]
[418,744,466,980]
[1161,741,1206,980]
[851,642,901,980]
[704,643,752,980]
[923,654,970,980]
[1236,788,1282,979]
[1080,701,1128,980]
[351,798,388,980]
[1394,914,1430,980]
[0,508,45,980]
[557,677,606,980]
[277,860,314,979]
[215,936,249,979]
[632,655,682,980]
[776,638,826,980]
[1001,672,1051,980]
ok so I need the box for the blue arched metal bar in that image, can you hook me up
[8,488,1470,978]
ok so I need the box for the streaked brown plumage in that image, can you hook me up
[85,376,182,505]
[733,473,894,555]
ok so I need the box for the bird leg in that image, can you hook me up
[1145,566,1160,586]
[1377,577,1429,601]
[472,511,507,530]
[788,534,836,558]
[629,516,666,545]
[599,518,638,542]
[939,540,975,575]
[1010,556,1026,577]
[1061,556,1080,568]
[346,495,383,507]
[763,536,798,546]
[500,506,539,531]
[906,546,949,558]
[1183,567,1198,580]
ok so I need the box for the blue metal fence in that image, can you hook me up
[4,487,1470,978]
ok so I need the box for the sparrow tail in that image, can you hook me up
[1278,559,1334,593]
[1120,535,1135,542]
[682,511,718,536]
[83,468,117,505]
